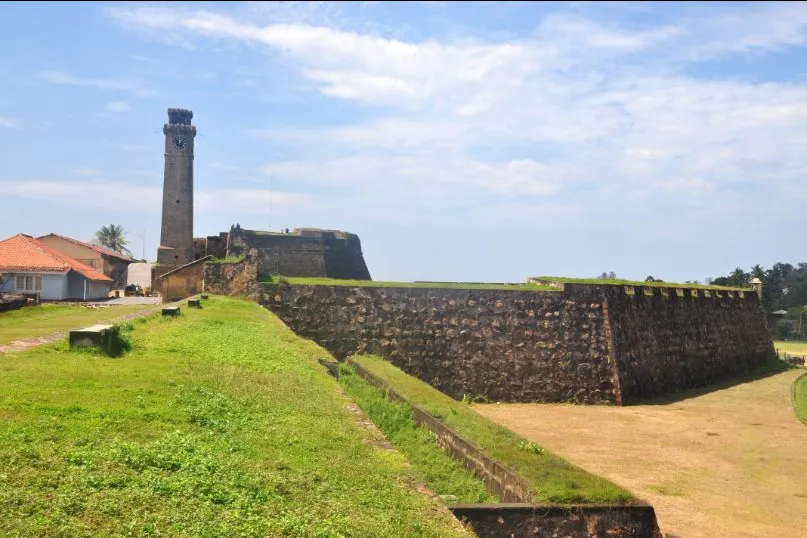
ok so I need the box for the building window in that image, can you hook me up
[16,275,42,291]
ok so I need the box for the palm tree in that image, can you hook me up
[95,224,131,255]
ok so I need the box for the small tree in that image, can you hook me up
[95,224,131,255]
[776,320,795,341]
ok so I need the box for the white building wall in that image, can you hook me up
[66,272,111,300]
[3,272,67,300]
[88,280,111,299]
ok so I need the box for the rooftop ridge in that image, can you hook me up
[38,232,133,262]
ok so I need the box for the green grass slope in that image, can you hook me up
[0,303,157,345]
[0,296,473,538]
[339,365,496,504]
[350,355,636,504]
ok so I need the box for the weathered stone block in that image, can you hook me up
[69,324,114,348]
[188,299,201,308]
[200,294,209,299]
[69,324,122,356]
[162,306,180,317]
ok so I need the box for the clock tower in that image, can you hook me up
[156,108,197,276]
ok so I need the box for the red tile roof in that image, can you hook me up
[0,234,112,281]
[37,233,134,262]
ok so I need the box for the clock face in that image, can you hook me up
[172,136,186,151]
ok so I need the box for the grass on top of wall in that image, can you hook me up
[207,255,245,265]
[0,296,473,538]
[338,363,497,504]
[349,355,637,505]
[261,276,559,292]
[533,276,751,292]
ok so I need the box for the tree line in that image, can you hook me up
[709,263,807,339]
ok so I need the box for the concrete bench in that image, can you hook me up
[200,294,209,300]
[69,324,115,351]
[187,299,201,308]
[162,306,181,317]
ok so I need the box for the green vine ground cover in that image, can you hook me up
[0,296,473,538]
[349,355,637,505]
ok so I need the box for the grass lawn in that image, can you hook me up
[0,296,472,537]
[794,374,807,423]
[263,277,557,292]
[338,364,496,504]
[349,355,635,504]
[0,303,157,345]
[774,340,807,356]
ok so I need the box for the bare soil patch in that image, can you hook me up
[474,370,807,538]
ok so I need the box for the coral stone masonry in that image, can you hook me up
[261,282,776,405]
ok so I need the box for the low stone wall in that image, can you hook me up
[0,294,27,312]
[262,282,776,404]
[449,504,662,538]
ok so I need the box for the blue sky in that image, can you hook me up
[1,1,806,283]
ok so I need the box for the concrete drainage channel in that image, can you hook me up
[326,357,664,538]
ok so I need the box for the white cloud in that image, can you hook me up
[72,168,103,177]
[108,2,807,233]
[39,70,154,98]
[0,116,16,128]
[0,181,161,212]
[0,180,308,216]
[106,101,130,113]
[196,189,309,214]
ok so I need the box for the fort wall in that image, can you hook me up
[194,227,371,280]
[260,282,776,404]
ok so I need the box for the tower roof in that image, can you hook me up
[36,232,133,262]
[167,108,193,125]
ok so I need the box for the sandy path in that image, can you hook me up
[474,370,807,538]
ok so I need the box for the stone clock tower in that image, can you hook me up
[156,108,197,276]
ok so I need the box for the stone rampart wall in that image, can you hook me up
[261,282,776,404]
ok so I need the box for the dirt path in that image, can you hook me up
[474,370,807,538]
[0,304,167,354]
